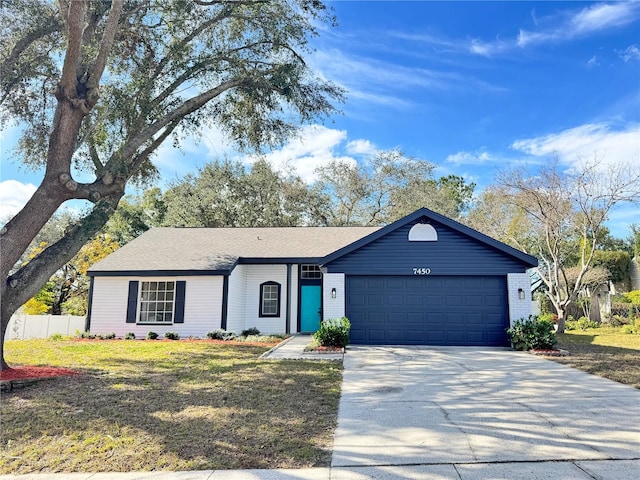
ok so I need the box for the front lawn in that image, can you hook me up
[550,328,640,389]
[0,339,342,474]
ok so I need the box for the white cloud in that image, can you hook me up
[445,149,494,166]
[570,2,637,36]
[511,122,640,168]
[245,125,356,183]
[0,180,37,221]
[474,2,640,56]
[619,44,640,62]
[587,55,599,68]
[346,139,377,156]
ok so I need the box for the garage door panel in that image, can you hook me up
[368,312,385,325]
[347,275,508,346]
[388,294,404,305]
[426,295,443,307]
[445,295,463,307]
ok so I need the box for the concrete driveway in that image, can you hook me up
[331,346,640,479]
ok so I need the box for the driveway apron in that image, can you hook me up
[331,346,640,468]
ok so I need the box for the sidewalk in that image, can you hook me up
[259,334,344,361]
[3,460,640,479]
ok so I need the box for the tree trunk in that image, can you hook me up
[555,307,566,333]
[1,196,122,370]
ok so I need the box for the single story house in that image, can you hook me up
[87,208,538,346]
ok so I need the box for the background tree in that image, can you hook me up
[491,158,640,332]
[104,187,166,245]
[315,149,475,226]
[162,159,326,227]
[0,0,343,369]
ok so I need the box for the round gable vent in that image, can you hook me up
[408,223,438,241]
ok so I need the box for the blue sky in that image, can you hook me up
[1,1,639,237]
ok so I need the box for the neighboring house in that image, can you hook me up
[87,208,538,346]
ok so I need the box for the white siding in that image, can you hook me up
[243,264,288,334]
[323,273,345,320]
[289,266,299,333]
[507,273,533,326]
[226,265,247,334]
[90,276,223,339]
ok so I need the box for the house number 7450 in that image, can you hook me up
[412,268,431,275]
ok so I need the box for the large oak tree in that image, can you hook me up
[0,0,343,369]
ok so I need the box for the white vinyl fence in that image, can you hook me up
[6,314,86,340]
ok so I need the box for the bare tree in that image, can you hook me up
[496,157,640,332]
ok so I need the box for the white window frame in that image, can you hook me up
[138,280,176,324]
[259,281,281,317]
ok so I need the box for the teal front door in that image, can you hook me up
[300,285,322,332]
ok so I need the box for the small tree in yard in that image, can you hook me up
[495,158,640,333]
[0,0,343,370]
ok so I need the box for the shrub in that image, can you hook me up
[48,333,64,341]
[611,302,632,318]
[76,331,97,339]
[619,318,640,334]
[538,312,558,324]
[207,329,237,340]
[576,317,599,331]
[314,317,351,348]
[124,332,136,340]
[164,331,180,340]
[507,316,557,351]
[602,314,628,327]
[146,331,159,340]
[241,327,260,337]
[622,290,640,305]
[99,332,116,340]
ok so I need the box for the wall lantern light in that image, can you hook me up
[331,288,337,299]
[518,288,525,300]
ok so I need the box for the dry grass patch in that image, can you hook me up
[549,328,640,389]
[1,339,342,474]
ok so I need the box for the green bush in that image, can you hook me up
[207,329,237,340]
[146,331,159,340]
[76,331,96,339]
[164,331,180,340]
[621,320,640,335]
[538,312,558,324]
[602,314,629,327]
[48,333,64,341]
[314,317,351,348]
[507,316,557,351]
[99,332,116,340]
[611,302,632,318]
[576,316,599,331]
[241,327,260,337]
[124,332,136,340]
[622,290,640,305]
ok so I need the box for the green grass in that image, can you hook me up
[1,339,342,474]
[549,327,640,389]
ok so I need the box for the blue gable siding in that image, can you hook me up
[324,218,531,276]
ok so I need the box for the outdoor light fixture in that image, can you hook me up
[518,288,525,300]
[331,288,337,299]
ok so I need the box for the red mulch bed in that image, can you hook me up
[0,366,80,381]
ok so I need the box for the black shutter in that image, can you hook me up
[126,281,139,323]
[174,281,186,323]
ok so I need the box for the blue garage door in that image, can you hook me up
[346,275,508,346]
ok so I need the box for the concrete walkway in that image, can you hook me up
[260,334,344,361]
[3,342,640,479]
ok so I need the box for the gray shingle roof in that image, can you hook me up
[89,226,380,274]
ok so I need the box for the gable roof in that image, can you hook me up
[321,208,538,268]
[89,226,380,276]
